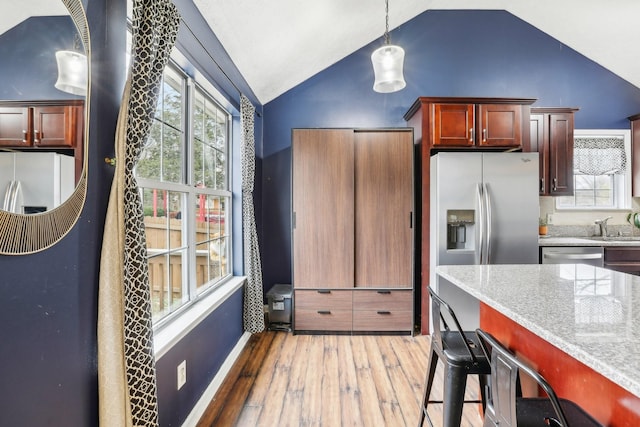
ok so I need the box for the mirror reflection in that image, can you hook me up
[0,1,86,214]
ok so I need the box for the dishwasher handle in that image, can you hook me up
[543,253,603,260]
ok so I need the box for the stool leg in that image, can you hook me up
[418,348,439,427]
[442,365,469,427]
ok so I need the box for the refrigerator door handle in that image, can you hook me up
[476,183,485,264]
[484,183,493,264]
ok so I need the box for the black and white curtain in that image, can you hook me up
[98,1,180,426]
[240,95,265,333]
[574,136,627,175]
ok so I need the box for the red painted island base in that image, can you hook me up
[480,303,640,427]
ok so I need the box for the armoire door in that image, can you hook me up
[354,129,413,288]
[292,129,355,288]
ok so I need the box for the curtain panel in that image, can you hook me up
[98,1,180,426]
[240,95,265,333]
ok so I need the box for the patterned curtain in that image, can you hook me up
[241,95,266,333]
[574,136,627,175]
[97,1,180,426]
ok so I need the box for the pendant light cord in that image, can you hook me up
[384,0,390,45]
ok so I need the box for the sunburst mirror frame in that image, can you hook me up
[0,0,89,255]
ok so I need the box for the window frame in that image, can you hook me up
[137,57,235,329]
[555,129,632,211]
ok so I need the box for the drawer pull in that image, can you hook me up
[377,311,391,315]
[377,290,391,294]
[317,290,331,294]
[317,310,331,315]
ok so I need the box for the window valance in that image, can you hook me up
[574,136,627,175]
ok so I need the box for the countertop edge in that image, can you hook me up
[436,265,640,397]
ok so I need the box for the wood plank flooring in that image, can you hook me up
[196,331,483,427]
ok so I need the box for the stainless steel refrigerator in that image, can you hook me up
[0,152,75,214]
[430,152,540,329]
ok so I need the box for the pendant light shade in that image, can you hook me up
[55,48,87,96]
[371,44,406,93]
[371,0,406,93]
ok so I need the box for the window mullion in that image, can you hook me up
[185,78,198,300]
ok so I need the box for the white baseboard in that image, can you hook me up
[180,331,252,427]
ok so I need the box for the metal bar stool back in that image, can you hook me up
[418,287,490,427]
[475,328,603,427]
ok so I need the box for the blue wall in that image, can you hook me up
[0,0,125,425]
[0,0,252,426]
[0,16,81,100]
[260,10,640,292]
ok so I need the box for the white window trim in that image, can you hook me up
[153,275,246,360]
[556,128,632,211]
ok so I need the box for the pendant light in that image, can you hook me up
[55,34,87,96]
[371,0,406,93]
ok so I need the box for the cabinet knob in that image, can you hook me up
[540,178,544,193]
[469,128,473,142]
[33,129,40,143]
[482,128,487,142]
[317,310,331,315]
[552,178,558,191]
[377,311,391,315]
[22,130,27,143]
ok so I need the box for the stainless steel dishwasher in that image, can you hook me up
[540,246,604,267]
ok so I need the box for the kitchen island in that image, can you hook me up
[436,263,640,426]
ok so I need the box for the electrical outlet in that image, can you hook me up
[177,360,187,390]
[547,214,553,224]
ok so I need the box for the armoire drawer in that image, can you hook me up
[294,289,352,310]
[352,310,413,332]
[294,308,352,331]
[352,289,412,311]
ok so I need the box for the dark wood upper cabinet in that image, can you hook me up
[33,105,81,148]
[406,97,535,151]
[629,113,640,197]
[0,100,84,181]
[0,106,31,147]
[528,107,578,196]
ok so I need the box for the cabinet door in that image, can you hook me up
[354,130,413,288]
[530,113,549,194]
[292,129,355,288]
[604,247,640,275]
[477,104,522,147]
[432,103,475,147]
[33,106,77,147]
[0,107,31,147]
[548,113,574,196]
[630,116,640,197]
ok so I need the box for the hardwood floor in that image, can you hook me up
[196,331,483,427]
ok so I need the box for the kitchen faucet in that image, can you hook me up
[595,216,612,238]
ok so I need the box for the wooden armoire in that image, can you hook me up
[292,128,415,334]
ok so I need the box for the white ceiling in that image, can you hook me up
[3,1,639,106]
[194,0,640,105]
[0,0,67,36]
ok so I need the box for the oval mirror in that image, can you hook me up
[0,0,89,255]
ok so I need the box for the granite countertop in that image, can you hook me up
[539,236,640,247]
[435,263,640,397]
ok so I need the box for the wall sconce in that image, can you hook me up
[371,0,406,93]
[55,34,87,96]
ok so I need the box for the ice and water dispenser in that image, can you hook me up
[447,210,475,250]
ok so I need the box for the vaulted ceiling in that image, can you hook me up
[5,1,640,106]
[193,0,640,104]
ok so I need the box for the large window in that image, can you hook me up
[556,130,631,210]
[136,62,232,325]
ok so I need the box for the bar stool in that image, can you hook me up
[418,287,490,427]
[475,328,603,427]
